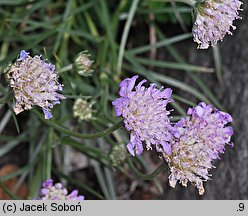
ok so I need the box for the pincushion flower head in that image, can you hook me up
[164,102,233,195]
[39,179,84,200]
[192,0,243,49]
[112,75,175,156]
[6,50,65,119]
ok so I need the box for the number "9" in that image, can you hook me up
[239,203,244,211]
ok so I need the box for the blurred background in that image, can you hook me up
[0,0,247,199]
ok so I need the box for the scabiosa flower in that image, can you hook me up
[193,0,243,49]
[164,102,233,195]
[73,98,95,121]
[39,179,84,200]
[6,50,65,119]
[112,75,175,156]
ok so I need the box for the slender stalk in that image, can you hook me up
[91,160,110,199]
[117,0,140,75]
[0,181,19,200]
[212,45,222,83]
[127,157,167,180]
[32,109,123,139]
[146,0,196,7]
[45,128,53,180]
[58,64,73,73]
[0,110,12,134]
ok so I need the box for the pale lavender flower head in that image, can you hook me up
[7,50,65,119]
[164,102,233,195]
[112,75,174,156]
[39,179,85,200]
[193,0,243,49]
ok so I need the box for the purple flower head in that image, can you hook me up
[164,102,233,195]
[39,179,85,200]
[112,75,174,156]
[7,50,65,119]
[193,0,243,49]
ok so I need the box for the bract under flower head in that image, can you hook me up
[164,102,233,195]
[193,0,243,49]
[39,179,85,200]
[112,75,175,156]
[7,50,65,119]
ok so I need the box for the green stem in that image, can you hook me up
[32,109,123,139]
[127,157,167,180]
[212,45,222,83]
[147,0,196,7]
[45,128,53,179]
[0,181,20,200]
[117,0,140,75]
[58,64,73,73]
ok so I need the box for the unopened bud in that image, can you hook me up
[74,51,94,76]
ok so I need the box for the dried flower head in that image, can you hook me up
[39,179,84,200]
[164,102,233,195]
[112,75,175,156]
[73,98,95,121]
[193,0,243,49]
[74,51,94,76]
[6,50,65,119]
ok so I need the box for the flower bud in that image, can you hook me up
[74,51,94,76]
